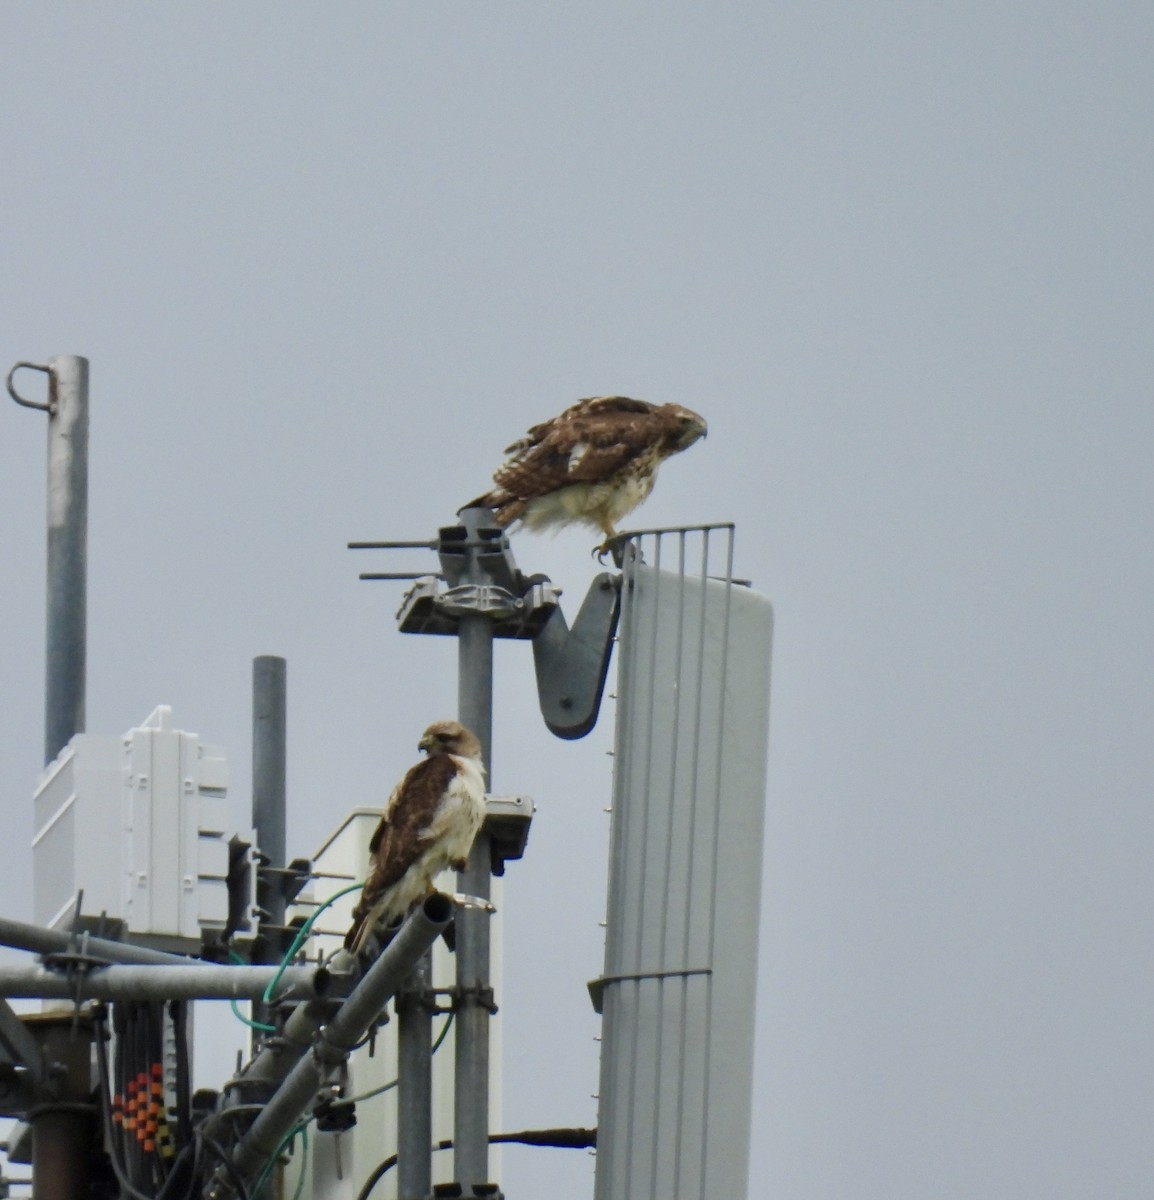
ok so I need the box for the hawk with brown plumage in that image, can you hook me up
[466,396,707,542]
[345,720,486,955]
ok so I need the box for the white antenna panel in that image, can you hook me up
[594,527,773,1200]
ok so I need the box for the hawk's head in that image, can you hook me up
[663,405,708,454]
[418,720,483,761]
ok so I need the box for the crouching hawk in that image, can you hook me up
[345,720,486,954]
[466,396,707,544]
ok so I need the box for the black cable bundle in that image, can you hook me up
[96,1001,200,1200]
[95,1003,153,1200]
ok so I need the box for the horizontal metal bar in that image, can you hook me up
[596,966,713,987]
[0,963,340,1003]
[348,538,505,552]
[358,572,444,581]
[608,521,736,541]
[0,915,198,967]
[586,967,712,1014]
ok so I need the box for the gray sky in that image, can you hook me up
[3,5,1153,1197]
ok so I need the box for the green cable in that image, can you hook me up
[227,879,364,1034]
[228,949,276,1034]
[252,1120,309,1198]
[292,1126,309,1200]
[333,1011,455,1108]
[260,880,365,1007]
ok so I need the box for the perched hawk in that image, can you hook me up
[345,720,486,955]
[467,396,707,543]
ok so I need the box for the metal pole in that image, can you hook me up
[8,355,93,1200]
[455,609,494,1193]
[252,656,287,1033]
[252,656,287,884]
[0,913,198,967]
[0,963,339,1003]
[457,615,493,764]
[31,1112,90,1198]
[30,1017,94,1200]
[43,355,89,765]
[396,953,433,1200]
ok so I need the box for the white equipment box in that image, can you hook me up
[32,705,231,952]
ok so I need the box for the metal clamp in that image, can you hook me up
[397,984,455,1017]
[449,984,498,1016]
[6,362,51,412]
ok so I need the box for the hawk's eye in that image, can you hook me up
[437,732,452,742]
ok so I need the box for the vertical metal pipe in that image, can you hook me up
[252,656,287,1043]
[31,1112,91,1198]
[396,953,433,1199]
[455,612,493,1192]
[252,655,288,912]
[30,1016,96,1200]
[26,355,93,1199]
[43,354,89,765]
[457,615,493,765]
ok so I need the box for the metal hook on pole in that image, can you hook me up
[6,361,52,412]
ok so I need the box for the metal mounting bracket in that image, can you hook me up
[352,512,619,736]
[391,514,561,638]
[532,572,621,740]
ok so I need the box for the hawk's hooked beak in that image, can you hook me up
[418,733,434,754]
[675,414,707,450]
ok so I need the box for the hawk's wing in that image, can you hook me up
[492,396,663,503]
[507,396,656,455]
[353,753,459,918]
